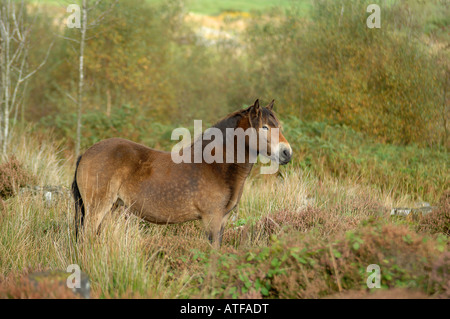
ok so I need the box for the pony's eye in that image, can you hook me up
[262,125,269,130]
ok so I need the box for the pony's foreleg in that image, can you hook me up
[202,214,223,249]
[218,213,232,246]
[203,212,231,248]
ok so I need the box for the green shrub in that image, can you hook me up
[283,116,449,202]
[209,220,447,298]
[245,0,447,146]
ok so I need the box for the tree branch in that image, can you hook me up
[17,40,54,84]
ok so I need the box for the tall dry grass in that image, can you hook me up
[0,128,448,298]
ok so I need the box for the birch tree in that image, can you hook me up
[76,0,87,160]
[62,0,117,159]
[0,0,52,155]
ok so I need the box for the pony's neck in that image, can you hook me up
[210,111,255,180]
[205,111,255,163]
[188,111,255,176]
[211,110,245,134]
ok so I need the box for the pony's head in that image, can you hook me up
[243,99,292,165]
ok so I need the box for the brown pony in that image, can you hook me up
[72,99,292,247]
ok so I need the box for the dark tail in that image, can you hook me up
[72,156,85,240]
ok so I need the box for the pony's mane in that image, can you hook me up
[211,108,248,133]
[189,109,248,149]
[210,105,279,134]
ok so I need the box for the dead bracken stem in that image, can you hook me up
[329,244,342,293]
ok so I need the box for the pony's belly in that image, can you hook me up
[120,160,227,224]
[140,211,200,224]
[128,196,201,224]
[140,208,201,224]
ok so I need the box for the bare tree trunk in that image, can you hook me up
[106,88,111,117]
[0,0,52,155]
[1,1,11,156]
[76,0,87,159]
[62,0,116,158]
[443,70,449,148]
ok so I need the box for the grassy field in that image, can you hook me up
[0,0,448,299]
[147,0,309,15]
[34,0,310,15]
[0,128,448,298]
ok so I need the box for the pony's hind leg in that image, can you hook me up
[81,180,120,237]
[84,197,117,236]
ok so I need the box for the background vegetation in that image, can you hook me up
[25,0,449,202]
[0,0,448,298]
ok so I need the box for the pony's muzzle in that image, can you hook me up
[278,143,292,165]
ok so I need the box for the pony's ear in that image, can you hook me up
[244,99,260,113]
[253,99,260,110]
[253,99,261,116]
[267,99,275,110]
[247,99,261,127]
